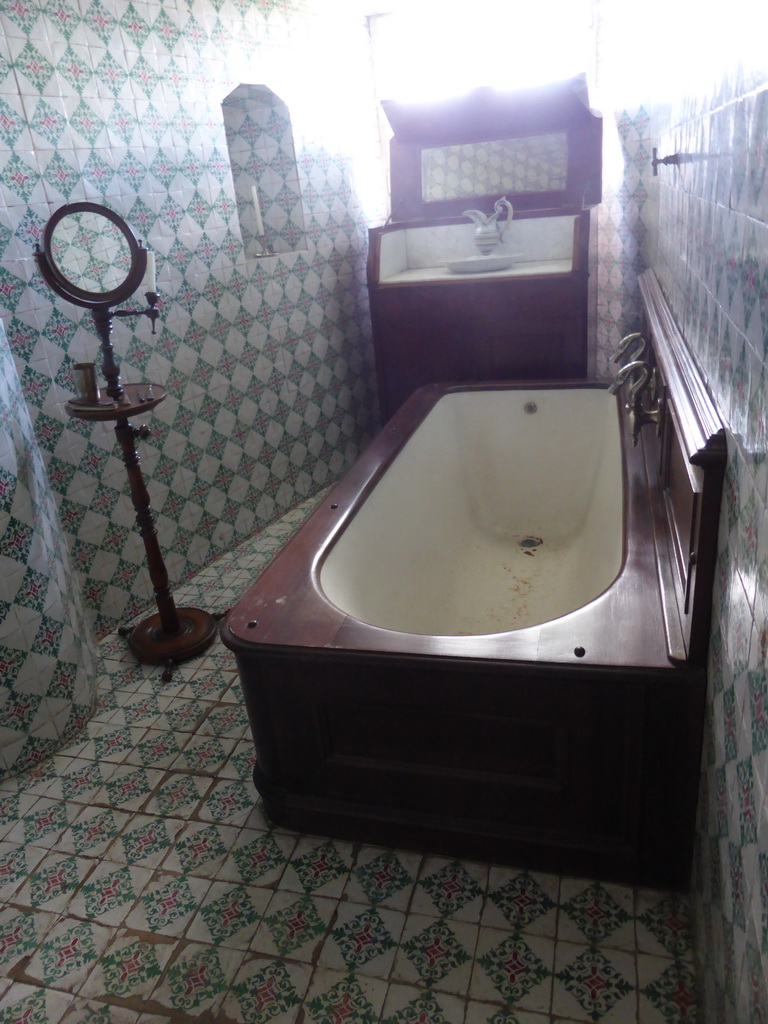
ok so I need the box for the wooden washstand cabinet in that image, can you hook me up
[368,75,603,420]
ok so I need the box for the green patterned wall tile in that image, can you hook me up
[1,0,379,682]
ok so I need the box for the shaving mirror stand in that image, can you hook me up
[35,202,219,680]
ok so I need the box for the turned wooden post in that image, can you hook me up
[113,417,180,636]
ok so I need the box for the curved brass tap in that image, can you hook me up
[607,359,660,446]
[607,358,648,397]
[612,332,648,367]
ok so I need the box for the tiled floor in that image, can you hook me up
[0,496,699,1023]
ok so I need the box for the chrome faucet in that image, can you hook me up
[608,358,660,446]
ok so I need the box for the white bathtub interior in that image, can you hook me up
[319,388,624,635]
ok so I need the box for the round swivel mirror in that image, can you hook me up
[35,202,147,309]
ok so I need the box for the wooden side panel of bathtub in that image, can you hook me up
[639,269,726,665]
[234,646,704,890]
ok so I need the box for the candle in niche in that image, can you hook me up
[251,185,265,236]
[144,250,156,292]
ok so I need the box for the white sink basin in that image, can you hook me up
[445,254,520,273]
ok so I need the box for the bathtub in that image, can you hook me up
[223,299,724,889]
[319,386,624,638]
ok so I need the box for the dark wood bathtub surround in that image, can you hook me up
[223,271,725,889]
[368,75,603,421]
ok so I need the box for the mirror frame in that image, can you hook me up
[35,202,147,310]
[382,76,602,222]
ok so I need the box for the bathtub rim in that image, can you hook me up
[224,379,676,671]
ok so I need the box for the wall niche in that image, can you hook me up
[222,84,306,258]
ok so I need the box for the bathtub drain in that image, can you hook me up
[519,536,542,550]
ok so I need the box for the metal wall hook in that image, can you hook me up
[652,147,681,176]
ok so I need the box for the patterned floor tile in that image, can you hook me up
[75,725,150,764]
[123,872,212,937]
[168,733,236,773]
[411,856,488,922]
[61,998,153,1022]
[140,671,192,701]
[24,916,114,993]
[148,941,245,1017]
[216,826,296,886]
[186,879,271,948]
[280,836,354,896]
[5,797,78,850]
[380,982,467,1023]
[190,647,237,672]
[93,765,165,812]
[558,879,636,949]
[393,913,478,994]
[482,868,560,936]
[90,699,120,727]
[66,860,152,926]
[239,792,293,831]
[162,820,241,877]
[56,806,130,858]
[199,701,250,738]
[2,759,65,801]
[96,654,144,682]
[0,840,47,900]
[143,676,190,701]
[79,930,176,1002]
[319,900,405,977]
[218,739,258,780]
[470,927,555,1014]
[123,729,188,770]
[160,697,207,733]
[552,941,637,1022]
[58,759,119,804]
[195,777,254,825]
[107,693,164,729]
[635,890,694,958]
[220,955,312,1023]
[215,678,246,704]
[14,852,95,912]
[0,906,57,973]
[463,1001,551,1023]
[0,983,73,1024]
[250,891,337,961]
[345,845,421,911]
[106,814,185,868]
[179,668,235,701]
[637,953,698,1023]
[0,791,42,840]
[300,966,388,1024]
[140,771,209,817]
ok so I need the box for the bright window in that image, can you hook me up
[368,1,594,104]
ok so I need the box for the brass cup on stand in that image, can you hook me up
[72,362,101,405]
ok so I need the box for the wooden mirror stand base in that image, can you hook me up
[120,607,220,682]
